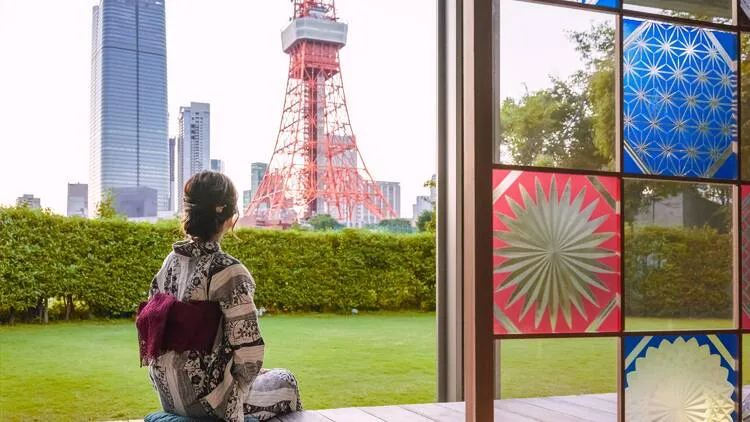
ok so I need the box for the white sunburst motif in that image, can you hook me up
[626,337,734,422]
[494,176,616,331]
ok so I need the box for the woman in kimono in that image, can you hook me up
[137,170,302,422]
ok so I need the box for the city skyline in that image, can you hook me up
[0,0,437,216]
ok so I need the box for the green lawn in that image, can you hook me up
[1,314,747,421]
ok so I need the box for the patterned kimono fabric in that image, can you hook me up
[147,240,302,422]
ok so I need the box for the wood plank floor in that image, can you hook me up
[266,393,619,421]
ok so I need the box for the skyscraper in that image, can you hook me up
[358,181,401,227]
[177,102,211,213]
[250,162,267,200]
[67,183,89,217]
[89,0,169,218]
[168,137,176,211]
[211,159,225,173]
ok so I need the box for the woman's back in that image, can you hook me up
[138,171,301,422]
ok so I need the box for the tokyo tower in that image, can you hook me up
[238,0,396,229]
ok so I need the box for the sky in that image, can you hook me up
[0,0,438,218]
[0,0,612,218]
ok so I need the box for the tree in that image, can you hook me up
[307,214,343,231]
[96,190,119,219]
[498,22,723,226]
[416,210,434,233]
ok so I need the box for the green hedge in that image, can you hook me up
[624,225,733,319]
[0,208,435,321]
[0,207,735,322]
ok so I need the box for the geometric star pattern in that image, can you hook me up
[492,170,621,334]
[624,334,738,422]
[743,186,750,328]
[623,19,738,180]
[567,0,618,7]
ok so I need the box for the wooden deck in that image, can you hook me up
[266,392,618,421]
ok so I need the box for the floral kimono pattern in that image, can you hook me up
[147,240,302,422]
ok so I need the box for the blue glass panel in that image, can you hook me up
[569,0,619,7]
[624,334,737,421]
[623,19,738,180]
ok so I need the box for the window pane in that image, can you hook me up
[496,1,616,171]
[624,334,738,421]
[623,18,738,180]
[499,338,617,401]
[623,179,734,330]
[564,0,619,8]
[623,0,732,24]
[493,170,621,334]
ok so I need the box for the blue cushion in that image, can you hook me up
[144,411,259,422]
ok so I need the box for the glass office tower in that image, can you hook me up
[89,0,168,217]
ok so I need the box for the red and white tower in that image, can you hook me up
[239,0,396,228]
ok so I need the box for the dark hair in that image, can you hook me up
[182,171,239,241]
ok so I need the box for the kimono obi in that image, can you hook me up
[136,292,222,365]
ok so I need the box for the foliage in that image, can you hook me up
[95,190,121,219]
[370,219,415,233]
[624,225,733,318]
[416,210,434,233]
[498,22,733,224]
[0,207,435,321]
[307,214,343,231]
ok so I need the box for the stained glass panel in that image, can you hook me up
[624,334,738,421]
[623,0,732,24]
[622,18,738,180]
[743,186,750,328]
[742,34,750,181]
[493,170,621,334]
[567,0,619,8]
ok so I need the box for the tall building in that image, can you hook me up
[412,175,436,223]
[67,183,89,217]
[250,162,268,201]
[358,181,401,227]
[168,137,175,211]
[89,0,169,218]
[242,190,252,213]
[211,159,225,173]
[177,102,211,213]
[16,194,41,209]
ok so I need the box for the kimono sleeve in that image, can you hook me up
[209,263,265,387]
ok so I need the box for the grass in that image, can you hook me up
[0,313,436,422]
[1,314,747,421]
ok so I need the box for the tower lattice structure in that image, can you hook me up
[239,0,396,228]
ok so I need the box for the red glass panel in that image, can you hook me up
[493,170,621,334]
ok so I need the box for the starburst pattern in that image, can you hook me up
[625,335,737,422]
[742,186,750,327]
[622,19,738,180]
[493,171,620,334]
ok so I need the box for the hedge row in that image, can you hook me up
[0,207,736,322]
[0,207,436,321]
[623,225,733,319]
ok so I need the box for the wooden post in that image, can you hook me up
[462,0,494,420]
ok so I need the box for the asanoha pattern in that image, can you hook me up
[493,170,621,334]
[623,19,738,179]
